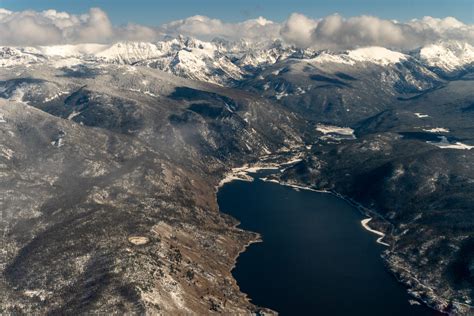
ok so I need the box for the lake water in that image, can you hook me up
[217,177,441,316]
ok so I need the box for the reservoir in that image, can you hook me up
[217,177,441,315]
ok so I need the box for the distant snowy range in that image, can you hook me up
[1,37,473,86]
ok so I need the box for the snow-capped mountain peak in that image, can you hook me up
[304,47,409,66]
[418,41,474,72]
[95,41,163,64]
[346,47,408,65]
[0,38,473,86]
[37,44,108,58]
[0,46,45,67]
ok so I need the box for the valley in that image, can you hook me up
[0,38,473,314]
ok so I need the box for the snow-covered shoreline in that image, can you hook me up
[216,153,306,190]
[361,218,390,247]
[260,178,329,193]
[217,164,280,188]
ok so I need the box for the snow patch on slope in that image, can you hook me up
[414,112,430,118]
[423,127,449,133]
[316,124,354,136]
[427,136,474,150]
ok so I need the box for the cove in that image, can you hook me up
[217,177,441,316]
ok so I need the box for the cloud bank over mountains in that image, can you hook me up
[0,7,472,50]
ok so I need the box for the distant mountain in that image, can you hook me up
[2,38,472,86]
[0,46,46,67]
[416,41,474,77]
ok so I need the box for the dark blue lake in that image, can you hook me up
[217,177,441,316]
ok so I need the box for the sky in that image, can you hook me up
[0,0,472,49]
[1,0,472,25]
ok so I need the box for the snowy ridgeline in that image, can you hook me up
[0,39,473,86]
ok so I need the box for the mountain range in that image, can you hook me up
[0,36,473,314]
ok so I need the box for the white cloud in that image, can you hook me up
[117,23,160,42]
[160,15,280,42]
[0,9,63,45]
[280,13,318,47]
[0,7,160,46]
[0,7,472,50]
[281,14,474,50]
[74,7,114,43]
[407,16,474,44]
[310,14,411,50]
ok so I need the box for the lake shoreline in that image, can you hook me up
[215,156,457,315]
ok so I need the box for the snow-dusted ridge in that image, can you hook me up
[419,41,474,72]
[307,46,409,66]
[1,38,473,85]
[38,44,108,57]
[348,46,408,66]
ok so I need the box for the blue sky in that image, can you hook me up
[1,0,473,24]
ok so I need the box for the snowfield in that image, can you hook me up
[347,47,408,66]
[316,124,355,136]
[422,128,450,133]
[414,112,430,118]
[427,136,474,150]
